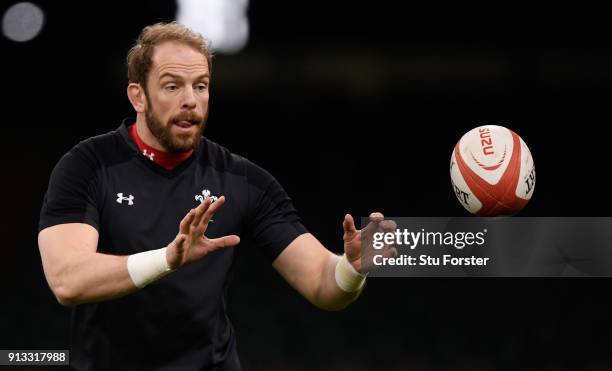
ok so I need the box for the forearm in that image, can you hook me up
[274,234,366,311]
[50,252,137,307]
[313,253,363,311]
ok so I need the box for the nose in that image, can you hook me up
[181,86,197,110]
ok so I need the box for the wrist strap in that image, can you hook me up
[334,254,367,293]
[127,247,173,288]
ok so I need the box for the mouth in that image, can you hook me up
[172,120,199,135]
[175,120,195,128]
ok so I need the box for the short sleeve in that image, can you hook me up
[246,161,307,261]
[38,144,101,232]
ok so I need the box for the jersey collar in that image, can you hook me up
[126,122,194,171]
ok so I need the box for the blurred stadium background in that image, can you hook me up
[1,0,611,369]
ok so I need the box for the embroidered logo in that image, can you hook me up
[116,193,134,205]
[143,149,155,161]
[194,189,218,223]
[195,189,219,204]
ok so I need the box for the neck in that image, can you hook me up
[128,121,194,171]
[135,114,166,151]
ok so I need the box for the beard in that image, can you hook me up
[145,98,207,153]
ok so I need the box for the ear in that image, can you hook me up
[127,83,146,113]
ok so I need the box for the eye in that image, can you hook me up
[196,83,208,92]
[165,84,178,92]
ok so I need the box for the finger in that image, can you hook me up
[381,246,398,259]
[177,234,187,248]
[343,214,357,232]
[379,219,397,232]
[179,209,196,234]
[200,196,226,227]
[345,231,362,260]
[206,234,240,252]
[362,212,385,235]
[173,234,187,256]
[192,197,212,227]
[343,214,358,238]
[167,234,189,269]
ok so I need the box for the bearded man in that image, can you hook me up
[37,22,395,371]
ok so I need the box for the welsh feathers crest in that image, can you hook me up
[195,189,219,204]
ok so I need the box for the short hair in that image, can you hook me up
[127,22,213,90]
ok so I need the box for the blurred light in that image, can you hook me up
[176,0,249,54]
[2,2,44,42]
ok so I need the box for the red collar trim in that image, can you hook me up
[128,123,193,170]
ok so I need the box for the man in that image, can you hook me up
[38,22,396,370]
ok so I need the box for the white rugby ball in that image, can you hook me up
[450,125,536,216]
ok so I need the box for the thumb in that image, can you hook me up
[167,235,187,270]
[207,235,241,252]
[343,214,358,239]
[174,234,187,253]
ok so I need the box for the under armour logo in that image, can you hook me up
[116,193,134,205]
[195,189,218,204]
[143,149,154,161]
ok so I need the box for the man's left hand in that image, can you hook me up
[342,212,397,273]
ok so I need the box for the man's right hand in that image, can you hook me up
[166,196,240,269]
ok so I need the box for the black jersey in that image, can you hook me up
[38,120,307,371]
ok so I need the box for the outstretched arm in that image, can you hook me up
[38,197,239,307]
[272,213,396,311]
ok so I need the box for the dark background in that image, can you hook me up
[1,1,611,370]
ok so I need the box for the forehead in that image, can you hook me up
[151,41,209,76]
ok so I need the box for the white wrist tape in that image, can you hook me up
[334,254,367,293]
[127,247,173,288]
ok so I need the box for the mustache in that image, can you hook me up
[170,111,204,125]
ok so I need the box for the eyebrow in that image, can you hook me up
[158,72,210,81]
